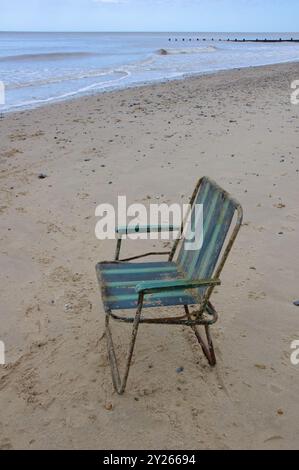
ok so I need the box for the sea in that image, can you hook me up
[0,31,299,112]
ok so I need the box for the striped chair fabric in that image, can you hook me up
[96,177,237,310]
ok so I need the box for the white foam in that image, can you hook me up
[156,46,217,55]
[1,70,131,111]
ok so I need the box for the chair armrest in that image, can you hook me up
[116,224,180,236]
[135,278,221,294]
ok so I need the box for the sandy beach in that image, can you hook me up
[0,61,299,450]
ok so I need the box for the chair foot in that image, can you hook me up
[184,306,216,366]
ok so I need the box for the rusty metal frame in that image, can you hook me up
[115,224,180,261]
[103,297,218,395]
[98,177,243,394]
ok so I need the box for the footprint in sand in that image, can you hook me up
[49,266,73,283]
[248,291,266,300]
[2,148,23,158]
[0,438,13,450]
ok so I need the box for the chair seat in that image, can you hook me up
[96,261,198,310]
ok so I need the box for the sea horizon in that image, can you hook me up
[1,30,299,33]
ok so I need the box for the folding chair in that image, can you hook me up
[96,176,243,394]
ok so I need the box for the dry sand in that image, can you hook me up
[0,62,299,450]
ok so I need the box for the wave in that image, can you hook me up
[7,69,129,90]
[156,46,217,55]
[2,70,131,112]
[5,54,156,91]
[0,51,98,63]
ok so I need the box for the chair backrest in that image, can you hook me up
[175,177,242,294]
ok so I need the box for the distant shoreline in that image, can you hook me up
[2,59,299,115]
[1,31,299,113]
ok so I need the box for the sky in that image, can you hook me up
[0,0,298,32]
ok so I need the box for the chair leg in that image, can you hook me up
[184,306,216,366]
[204,324,216,366]
[105,302,143,395]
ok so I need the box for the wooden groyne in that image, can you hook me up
[168,38,299,43]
